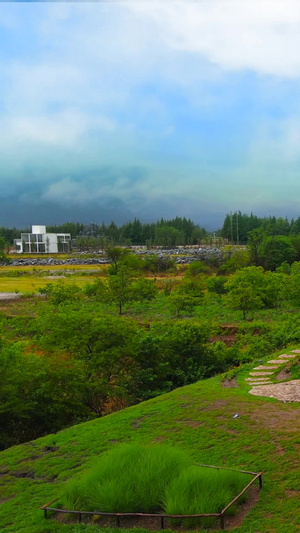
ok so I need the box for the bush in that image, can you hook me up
[83,279,109,301]
[131,278,158,301]
[39,281,81,305]
[168,293,197,317]
[207,276,228,295]
[185,261,208,277]
[143,255,175,273]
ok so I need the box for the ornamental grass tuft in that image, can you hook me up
[163,465,247,527]
[63,444,248,527]
[63,443,191,513]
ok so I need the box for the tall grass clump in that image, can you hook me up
[164,466,248,528]
[63,444,191,513]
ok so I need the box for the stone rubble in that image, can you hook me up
[4,247,225,267]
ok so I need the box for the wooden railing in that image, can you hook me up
[41,464,263,531]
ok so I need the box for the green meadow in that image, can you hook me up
[0,373,299,533]
[1,258,300,532]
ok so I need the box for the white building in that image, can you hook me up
[14,225,71,253]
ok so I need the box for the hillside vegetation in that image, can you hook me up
[0,371,299,533]
[1,247,300,532]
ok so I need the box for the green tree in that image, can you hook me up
[285,262,300,307]
[185,261,208,277]
[130,321,213,399]
[168,293,197,317]
[225,285,264,319]
[259,235,296,271]
[131,278,158,301]
[177,275,206,301]
[207,276,228,296]
[0,340,90,449]
[154,226,184,247]
[0,236,6,251]
[263,271,287,308]
[219,247,251,273]
[106,247,130,274]
[107,266,135,315]
[143,254,175,273]
[0,235,9,263]
[225,267,266,319]
[35,308,140,415]
[39,281,81,305]
[247,227,266,266]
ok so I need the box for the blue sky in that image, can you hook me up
[2,1,300,229]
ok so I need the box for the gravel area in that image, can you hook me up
[249,380,300,402]
[0,292,21,300]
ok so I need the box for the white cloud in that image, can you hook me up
[126,0,300,77]
[2,110,116,147]
[4,111,85,146]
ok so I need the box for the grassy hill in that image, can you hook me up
[0,372,299,533]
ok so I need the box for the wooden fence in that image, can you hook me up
[41,463,263,531]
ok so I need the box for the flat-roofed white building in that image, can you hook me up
[14,225,71,253]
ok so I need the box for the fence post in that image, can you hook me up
[220,513,225,530]
[161,516,165,529]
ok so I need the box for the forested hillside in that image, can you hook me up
[2,247,300,450]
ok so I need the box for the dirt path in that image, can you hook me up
[0,292,22,300]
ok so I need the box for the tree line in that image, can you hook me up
[0,217,207,248]
[4,212,300,248]
[221,211,300,244]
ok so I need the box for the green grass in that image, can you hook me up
[0,373,299,532]
[164,465,248,528]
[1,272,300,531]
[62,443,250,527]
[63,444,191,513]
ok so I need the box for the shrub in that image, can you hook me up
[131,278,158,301]
[83,279,109,300]
[207,276,228,295]
[185,261,208,277]
[39,281,81,305]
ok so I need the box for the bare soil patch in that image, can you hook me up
[275,368,291,381]
[222,378,238,388]
[249,404,300,431]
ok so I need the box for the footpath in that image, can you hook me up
[245,349,300,402]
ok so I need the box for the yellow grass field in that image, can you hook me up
[0,263,103,293]
[0,262,184,293]
[0,264,108,273]
[0,277,98,293]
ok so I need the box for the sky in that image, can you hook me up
[2,1,300,229]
